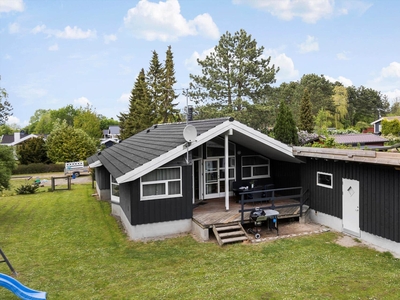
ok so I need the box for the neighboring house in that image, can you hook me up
[371,116,400,134]
[332,134,388,148]
[0,132,38,146]
[293,147,400,257]
[101,126,120,148]
[88,117,302,240]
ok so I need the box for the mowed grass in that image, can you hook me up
[1,183,400,299]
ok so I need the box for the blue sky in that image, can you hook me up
[1,0,399,127]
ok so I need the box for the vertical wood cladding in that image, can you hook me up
[126,165,193,226]
[95,166,110,189]
[300,158,400,242]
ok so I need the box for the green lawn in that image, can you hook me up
[0,183,399,299]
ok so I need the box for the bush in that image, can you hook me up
[12,163,64,175]
[15,184,39,194]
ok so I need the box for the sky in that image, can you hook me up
[1,0,400,127]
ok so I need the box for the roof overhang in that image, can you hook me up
[117,120,302,184]
[293,146,400,166]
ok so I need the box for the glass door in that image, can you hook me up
[204,159,219,198]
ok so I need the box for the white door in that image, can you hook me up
[342,178,360,237]
[204,159,219,199]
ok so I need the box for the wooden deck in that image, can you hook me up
[193,197,308,229]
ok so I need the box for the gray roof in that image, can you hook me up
[88,118,231,179]
[333,134,388,144]
[88,117,301,183]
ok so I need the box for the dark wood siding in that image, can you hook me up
[95,166,110,189]
[300,158,400,242]
[128,165,193,226]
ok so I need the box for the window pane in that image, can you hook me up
[143,183,165,196]
[243,156,268,166]
[254,166,268,176]
[111,184,119,196]
[318,173,332,187]
[243,167,251,178]
[168,181,180,195]
[142,167,180,182]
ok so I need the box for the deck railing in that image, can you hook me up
[238,186,306,225]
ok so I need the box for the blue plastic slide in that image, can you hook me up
[0,273,46,300]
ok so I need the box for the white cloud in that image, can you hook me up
[16,84,47,101]
[324,75,353,87]
[336,51,349,60]
[298,35,319,53]
[5,115,20,126]
[31,24,96,39]
[117,93,130,103]
[104,34,117,44]
[49,43,59,51]
[74,96,91,106]
[8,22,20,34]
[233,0,372,23]
[124,0,219,41]
[0,0,24,13]
[55,26,96,39]
[32,24,46,34]
[184,47,214,72]
[264,49,299,82]
[368,62,400,101]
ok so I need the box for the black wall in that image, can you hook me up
[121,164,193,226]
[95,166,110,189]
[300,158,400,243]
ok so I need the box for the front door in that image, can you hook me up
[342,178,360,236]
[204,159,219,198]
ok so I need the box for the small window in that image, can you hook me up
[111,175,120,203]
[141,167,182,200]
[317,172,333,189]
[242,155,270,179]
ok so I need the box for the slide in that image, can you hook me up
[0,273,46,300]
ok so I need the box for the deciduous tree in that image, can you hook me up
[0,88,13,125]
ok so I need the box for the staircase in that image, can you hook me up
[212,222,249,246]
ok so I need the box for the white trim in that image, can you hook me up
[89,160,103,168]
[140,166,182,200]
[317,171,333,189]
[117,119,300,184]
[110,175,120,203]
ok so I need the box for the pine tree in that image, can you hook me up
[274,100,298,145]
[119,69,154,139]
[147,50,164,122]
[159,45,181,123]
[299,88,314,132]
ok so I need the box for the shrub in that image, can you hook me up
[15,184,39,194]
[12,163,64,175]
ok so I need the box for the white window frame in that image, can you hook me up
[317,171,333,189]
[110,175,120,203]
[241,155,270,180]
[140,166,182,201]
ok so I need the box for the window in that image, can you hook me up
[317,172,333,189]
[141,167,182,200]
[111,175,120,203]
[242,155,270,179]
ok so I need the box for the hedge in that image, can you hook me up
[12,163,64,175]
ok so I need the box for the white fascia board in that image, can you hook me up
[370,118,383,125]
[89,160,103,168]
[230,121,295,157]
[117,120,234,184]
[11,134,38,146]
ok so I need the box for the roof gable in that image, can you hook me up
[88,117,300,183]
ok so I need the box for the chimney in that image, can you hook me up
[14,132,21,143]
[187,106,193,122]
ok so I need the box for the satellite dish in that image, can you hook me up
[183,125,197,142]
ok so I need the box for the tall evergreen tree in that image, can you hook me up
[147,50,164,121]
[274,100,298,145]
[299,88,314,132]
[189,29,278,112]
[119,69,154,139]
[159,45,181,123]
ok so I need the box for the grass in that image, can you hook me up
[1,182,400,299]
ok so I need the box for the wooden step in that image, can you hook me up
[212,222,249,246]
